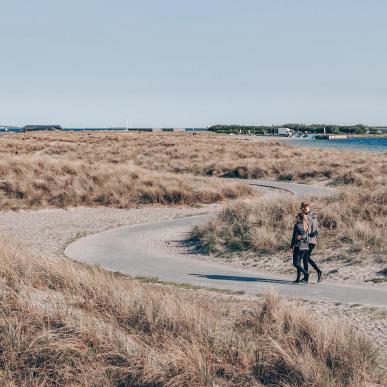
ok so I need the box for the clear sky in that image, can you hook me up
[1,0,386,127]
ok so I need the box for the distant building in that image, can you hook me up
[275,127,292,136]
[118,127,208,133]
[185,128,208,132]
[368,127,387,134]
[22,124,63,132]
[124,128,153,132]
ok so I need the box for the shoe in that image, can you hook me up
[317,271,323,283]
[300,273,309,283]
[293,279,301,284]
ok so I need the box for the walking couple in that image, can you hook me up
[290,202,323,284]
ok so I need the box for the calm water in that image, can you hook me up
[288,137,387,152]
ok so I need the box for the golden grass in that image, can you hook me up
[0,239,383,386]
[0,155,252,209]
[9,131,386,180]
[189,187,387,256]
[0,131,385,207]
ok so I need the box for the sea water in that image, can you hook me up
[288,137,387,152]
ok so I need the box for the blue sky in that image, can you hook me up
[0,0,386,127]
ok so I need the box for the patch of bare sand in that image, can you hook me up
[215,250,386,286]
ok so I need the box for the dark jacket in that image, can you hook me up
[290,222,308,249]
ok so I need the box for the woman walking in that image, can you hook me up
[290,213,310,283]
[300,202,323,282]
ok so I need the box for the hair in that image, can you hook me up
[297,212,309,232]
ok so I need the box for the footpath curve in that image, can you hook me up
[65,180,387,307]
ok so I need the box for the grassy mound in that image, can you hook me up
[189,187,387,255]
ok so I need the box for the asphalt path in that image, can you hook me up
[65,180,387,307]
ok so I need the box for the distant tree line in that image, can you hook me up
[209,124,373,135]
[283,123,368,134]
[209,125,269,135]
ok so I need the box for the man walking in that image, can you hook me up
[300,202,323,282]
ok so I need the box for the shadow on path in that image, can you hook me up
[189,273,293,285]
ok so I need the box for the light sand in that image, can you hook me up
[0,204,220,258]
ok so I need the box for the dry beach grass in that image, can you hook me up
[189,186,387,284]
[0,155,252,209]
[0,131,385,281]
[190,187,387,255]
[0,131,386,385]
[0,131,385,210]
[0,239,384,386]
[1,132,385,215]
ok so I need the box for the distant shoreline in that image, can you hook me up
[219,134,387,153]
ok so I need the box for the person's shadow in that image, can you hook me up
[189,273,293,285]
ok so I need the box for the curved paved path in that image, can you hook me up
[65,180,387,307]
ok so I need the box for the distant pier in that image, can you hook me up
[315,134,348,140]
